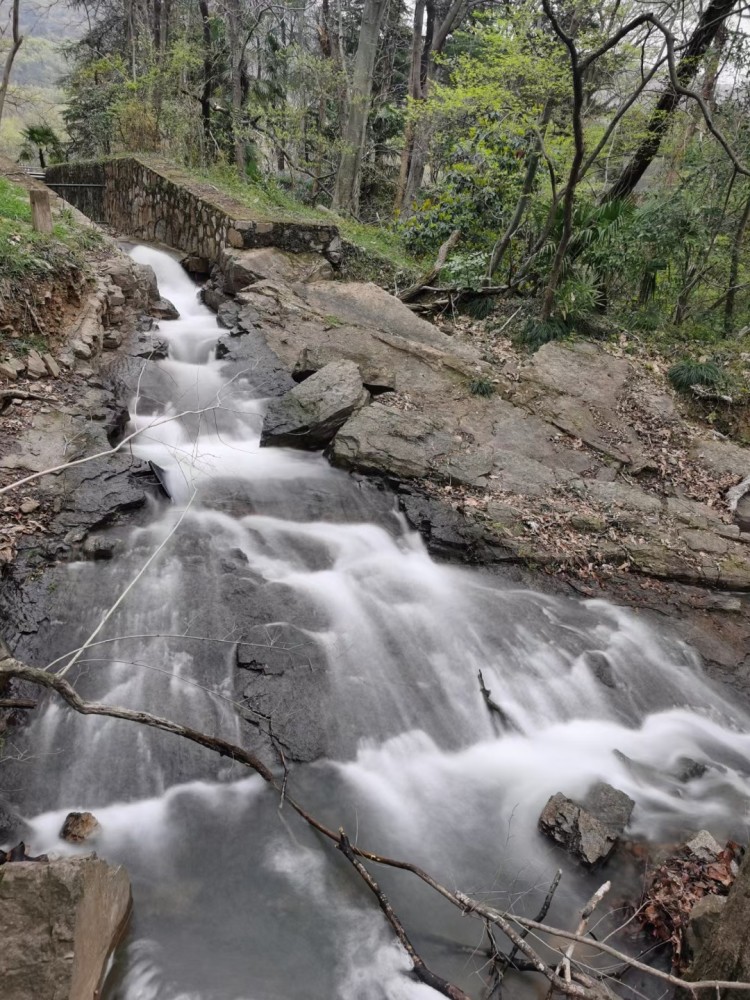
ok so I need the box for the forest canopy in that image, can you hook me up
[2,0,750,351]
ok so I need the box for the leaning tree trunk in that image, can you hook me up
[604,0,740,203]
[331,0,389,216]
[0,0,23,129]
[488,99,553,279]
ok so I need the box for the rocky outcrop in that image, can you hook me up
[221,246,333,294]
[538,783,635,867]
[218,275,750,590]
[260,360,369,449]
[0,854,132,1000]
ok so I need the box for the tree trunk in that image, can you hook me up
[0,0,23,129]
[395,0,426,212]
[226,0,245,175]
[604,0,740,203]
[331,0,389,216]
[198,0,213,149]
[724,187,750,335]
[399,0,467,215]
[488,100,553,278]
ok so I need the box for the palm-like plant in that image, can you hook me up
[20,125,63,170]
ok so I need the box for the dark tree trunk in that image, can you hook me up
[604,0,740,202]
[725,188,750,334]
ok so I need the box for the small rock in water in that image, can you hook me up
[59,811,101,843]
[538,782,634,868]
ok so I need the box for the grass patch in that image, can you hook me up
[668,358,727,394]
[0,177,102,338]
[183,164,422,279]
[469,376,496,397]
[0,177,102,285]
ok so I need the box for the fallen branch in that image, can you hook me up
[0,389,51,413]
[399,230,461,303]
[478,669,516,731]
[0,698,37,709]
[337,830,471,1000]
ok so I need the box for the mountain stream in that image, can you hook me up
[9,245,750,1000]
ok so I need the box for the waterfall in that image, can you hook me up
[8,245,750,1000]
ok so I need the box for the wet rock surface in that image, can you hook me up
[0,798,29,846]
[206,250,750,683]
[538,783,634,867]
[60,811,101,843]
[260,359,369,449]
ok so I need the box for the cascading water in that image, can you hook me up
[8,245,750,999]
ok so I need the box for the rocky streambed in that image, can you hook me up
[2,237,750,999]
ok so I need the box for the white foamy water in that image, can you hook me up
[10,245,750,1000]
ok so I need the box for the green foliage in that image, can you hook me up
[554,264,603,322]
[514,316,570,351]
[399,136,523,255]
[668,359,727,394]
[0,178,100,289]
[469,376,496,396]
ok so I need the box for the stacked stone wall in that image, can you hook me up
[46,157,341,264]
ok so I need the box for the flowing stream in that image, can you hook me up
[9,245,750,999]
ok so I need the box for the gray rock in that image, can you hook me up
[25,350,47,380]
[687,894,727,962]
[538,783,634,868]
[0,798,29,845]
[42,354,60,378]
[686,847,750,993]
[674,757,708,782]
[0,854,132,1000]
[151,297,179,320]
[221,247,331,293]
[582,781,635,832]
[70,339,92,360]
[261,360,370,449]
[685,829,724,862]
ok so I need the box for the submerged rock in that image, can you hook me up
[0,854,131,1000]
[538,782,634,868]
[261,359,369,449]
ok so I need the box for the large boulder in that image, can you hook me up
[538,783,635,868]
[686,847,750,993]
[221,247,332,294]
[260,359,370,449]
[0,854,132,1000]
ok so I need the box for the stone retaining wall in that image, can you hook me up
[46,157,341,265]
